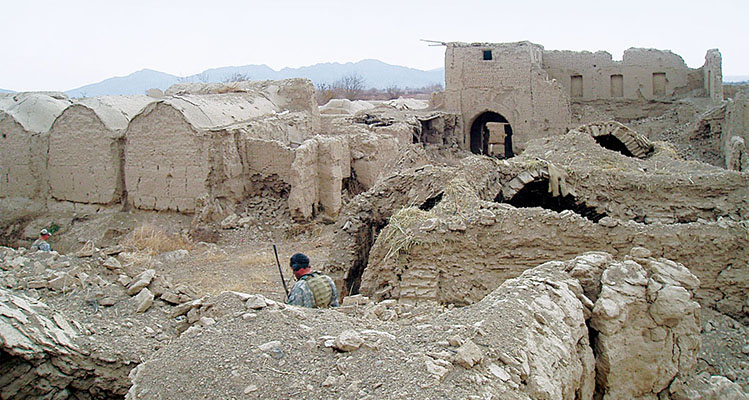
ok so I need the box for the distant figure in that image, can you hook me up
[287,253,339,308]
[31,229,51,252]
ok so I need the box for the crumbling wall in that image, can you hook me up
[0,94,71,201]
[704,49,724,103]
[48,105,124,204]
[724,93,749,171]
[361,184,747,321]
[565,251,702,399]
[0,114,48,199]
[543,48,708,101]
[444,41,571,153]
[125,103,210,213]
[349,132,402,189]
[242,138,295,196]
[288,136,351,220]
[518,130,748,223]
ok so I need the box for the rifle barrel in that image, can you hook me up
[273,244,289,299]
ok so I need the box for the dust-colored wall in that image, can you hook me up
[48,105,123,204]
[444,42,571,153]
[0,114,48,199]
[125,103,211,213]
[542,48,697,101]
[362,205,748,322]
[723,94,748,171]
[704,49,724,103]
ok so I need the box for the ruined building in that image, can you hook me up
[444,41,723,157]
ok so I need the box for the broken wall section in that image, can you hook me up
[125,79,321,213]
[0,93,71,201]
[704,49,724,103]
[723,93,749,171]
[48,96,154,205]
[288,132,406,220]
[543,48,716,102]
[518,130,748,223]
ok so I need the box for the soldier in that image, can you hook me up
[286,253,339,308]
[31,229,52,252]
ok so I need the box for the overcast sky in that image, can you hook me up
[2,0,747,91]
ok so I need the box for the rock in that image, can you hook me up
[488,363,512,381]
[597,216,619,228]
[425,358,449,380]
[134,288,154,313]
[187,308,199,324]
[649,285,697,327]
[243,385,258,394]
[454,339,483,368]
[118,274,131,287]
[629,246,652,258]
[591,258,701,399]
[246,295,268,310]
[126,269,155,296]
[258,341,282,353]
[102,245,126,255]
[447,218,466,231]
[102,257,121,270]
[160,291,182,304]
[742,345,749,355]
[477,209,495,225]
[48,272,77,292]
[322,376,337,387]
[199,317,216,326]
[159,250,190,263]
[220,214,239,230]
[334,329,363,352]
[342,294,369,306]
[420,218,439,232]
[75,241,96,257]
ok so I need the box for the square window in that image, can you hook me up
[483,50,492,61]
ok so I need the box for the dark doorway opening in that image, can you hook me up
[469,112,514,158]
[505,179,606,222]
[594,135,634,157]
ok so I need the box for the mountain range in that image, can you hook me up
[2,66,746,98]
[63,59,444,98]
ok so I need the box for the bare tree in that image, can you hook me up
[336,73,366,100]
[223,73,251,83]
[315,83,337,105]
[385,84,404,99]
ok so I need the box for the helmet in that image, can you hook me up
[40,229,50,236]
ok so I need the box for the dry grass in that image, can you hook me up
[121,223,195,256]
[188,249,286,298]
[285,222,324,240]
[379,207,431,263]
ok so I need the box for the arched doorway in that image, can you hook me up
[469,112,514,158]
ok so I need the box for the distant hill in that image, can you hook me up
[724,75,749,84]
[65,60,445,98]
[0,88,15,94]
[66,69,181,98]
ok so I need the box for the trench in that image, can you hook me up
[343,193,443,296]
[343,220,386,296]
[500,179,607,222]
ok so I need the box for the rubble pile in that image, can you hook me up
[123,251,726,399]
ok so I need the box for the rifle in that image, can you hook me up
[273,244,289,300]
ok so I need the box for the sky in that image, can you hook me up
[2,0,747,92]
